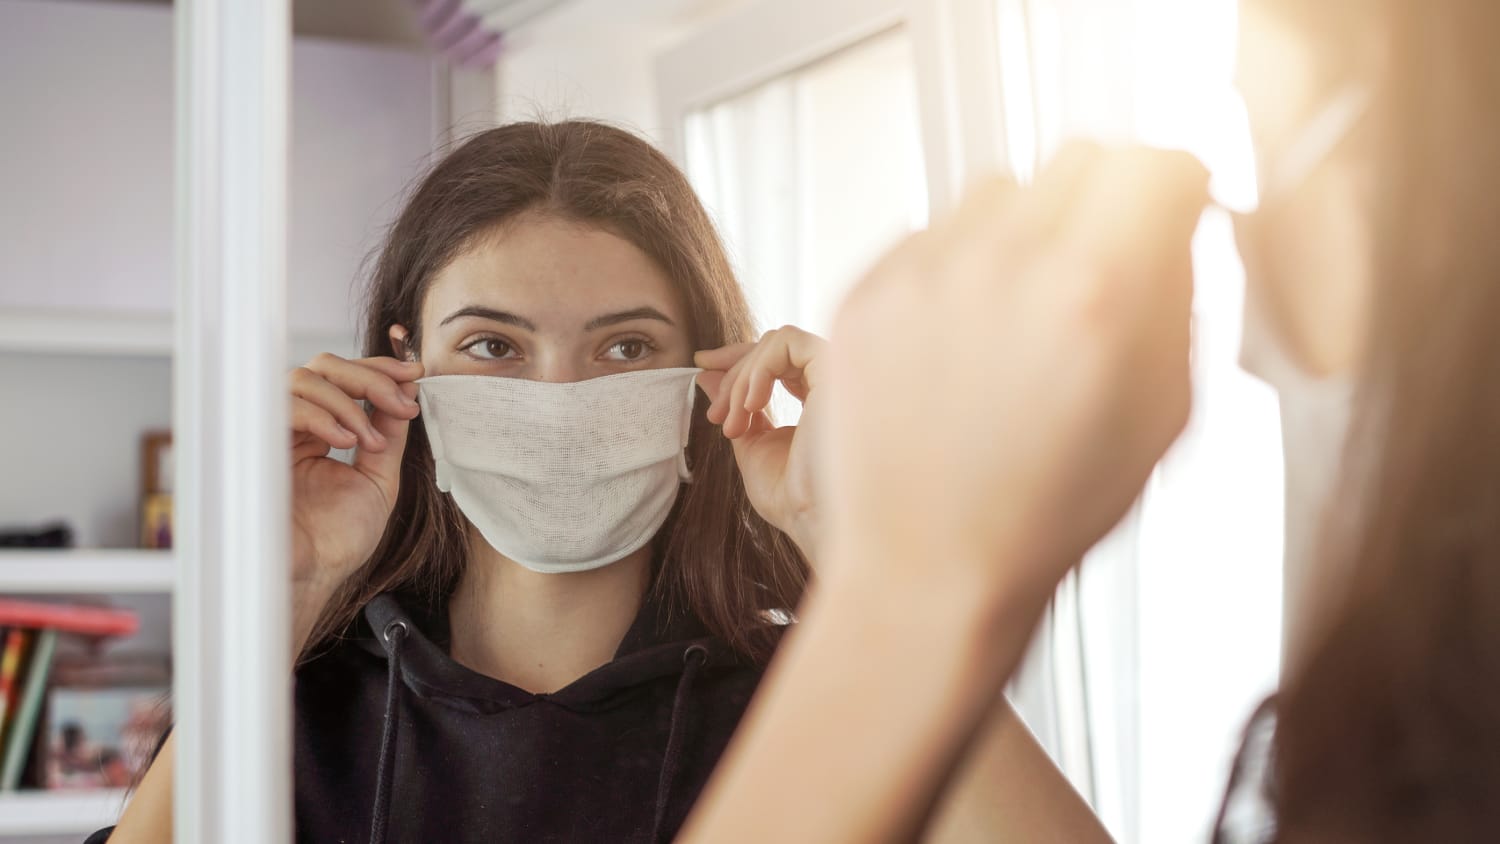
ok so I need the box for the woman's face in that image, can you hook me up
[395,212,694,380]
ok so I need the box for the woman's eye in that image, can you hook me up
[464,338,517,360]
[606,339,653,362]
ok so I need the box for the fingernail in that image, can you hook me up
[336,424,357,441]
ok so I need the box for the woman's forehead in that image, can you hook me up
[422,214,688,331]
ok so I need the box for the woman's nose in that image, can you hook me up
[529,353,587,384]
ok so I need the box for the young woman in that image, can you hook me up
[684,0,1500,842]
[97,121,1101,843]
[100,121,825,843]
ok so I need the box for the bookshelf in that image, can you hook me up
[0,552,171,839]
[0,788,129,838]
[0,550,174,595]
[0,2,436,836]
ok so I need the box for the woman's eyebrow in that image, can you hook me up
[440,306,537,331]
[584,307,676,331]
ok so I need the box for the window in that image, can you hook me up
[998,0,1287,840]
[666,1,1285,840]
[684,28,929,339]
[664,6,929,423]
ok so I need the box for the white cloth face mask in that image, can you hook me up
[1233,86,1370,658]
[417,367,701,574]
[1241,288,1355,647]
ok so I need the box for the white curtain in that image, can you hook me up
[1000,1,1286,842]
[682,26,929,342]
[681,3,1282,841]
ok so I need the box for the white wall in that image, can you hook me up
[0,0,440,550]
[0,354,171,549]
[288,37,438,339]
[0,0,176,317]
[0,0,439,343]
[495,0,752,140]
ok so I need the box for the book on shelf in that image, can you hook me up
[0,599,165,792]
[0,628,29,738]
[1,627,57,789]
[0,599,139,638]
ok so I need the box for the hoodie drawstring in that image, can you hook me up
[370,619,409,844]
[650,644,707,843]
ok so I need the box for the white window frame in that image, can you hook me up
[655,0,1014,218]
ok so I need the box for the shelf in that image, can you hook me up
[0,307,355,359]
[0,549,173,594]
[0,308,174,358]
[0,789,126,837]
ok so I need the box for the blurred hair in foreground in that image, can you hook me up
[1251,0,1500,841]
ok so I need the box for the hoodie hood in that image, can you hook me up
[326,589,761,844]
[356,590,741,715]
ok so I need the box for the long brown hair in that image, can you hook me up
[302,120,809,664]
[1257,1,1500,840]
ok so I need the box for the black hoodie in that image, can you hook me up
[87,590,776,844]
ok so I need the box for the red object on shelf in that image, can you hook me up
[0,599,138,637]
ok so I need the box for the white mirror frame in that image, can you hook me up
[174,0,293,841]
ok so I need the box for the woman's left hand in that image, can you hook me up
[695,325,828,560]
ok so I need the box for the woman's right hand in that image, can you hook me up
[288,354,424,633]
[823,143,1209,600]
[680,144,1208,844]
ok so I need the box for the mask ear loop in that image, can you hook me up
[1222,86,1371,379]
[1260,86,1374,209]
[677,371,700,483]
[1213,86,1372,216]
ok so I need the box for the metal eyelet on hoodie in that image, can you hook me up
[383,619,409,644]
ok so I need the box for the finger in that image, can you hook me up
[696,370,728,418]
[937,142,1099,277]
[290,369,387,450]
[353,388,417,499]
[743,364,774,416]
[694,342,756,371]
[994,140,1101,252]
[1056,148,1210,278]
[304,353,425,383]
[741,331,785,414]
[724,409,775,445]
[304,354,422,420]
[291,432,333,464]
[746,327,827,407]
[291,396,359,451]
[715,346,754,422]
[735,411,776,446]
[716,347,758,430]
[725,341,767,438]
[706,369,736,425]
[697,342,757,423]
[943,171,1021,248]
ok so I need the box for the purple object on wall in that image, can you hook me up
[410,0,504,69]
